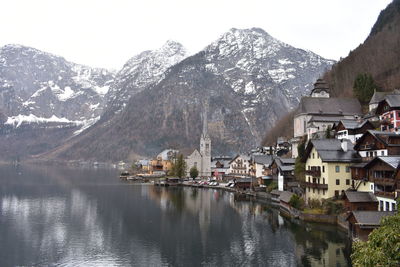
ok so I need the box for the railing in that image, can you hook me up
[305,169,321,177]
[375,191,396,199]
[301,181,328,189]
[373,178,396,185]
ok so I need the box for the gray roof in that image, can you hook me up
[379,156,400,168]
[270,189,282,196]
[369,89,400,104]
[308,139,360,162]
[370,91,390,104]
[297,97,362,116]
[351,211,396,226]
[340,119,369,130]
[385,94,400,108]
[350,162,368,168]
[365,156,400,169]
[344,191,378,203]
[252,155,274,166]
[280,165,294,172]
[236,178,252,183]
[279,191,295,203]
[280,158,296,164]
[309,116,347,123]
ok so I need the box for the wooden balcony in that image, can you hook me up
[373,178,396,186]
[359,143,378,150]
[375,191,396,199]
[301,181,328,189]
[305,169,321,177]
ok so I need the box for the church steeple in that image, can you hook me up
[202,100,209,138]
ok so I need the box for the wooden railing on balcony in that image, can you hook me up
[305,169,321,177]
[375,191,396,199]
[301,181,328,189]
[373,178,396,186]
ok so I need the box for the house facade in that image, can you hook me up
[229,155,251,176]
[376,94,400,132]
[303,139,359,203]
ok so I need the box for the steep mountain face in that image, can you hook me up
[323,0,400,96]
[0,44,115,127]
[104,41,187,118]
[47,28,334,162]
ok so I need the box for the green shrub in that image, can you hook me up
[289,194,305,210]
[308,198,322,209]
[322,199,344,215]
[266,181,278,192]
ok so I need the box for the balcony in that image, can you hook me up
[359,143,377,150]
[373,177,396,186]
[375,191,396,199]
[301,181,328,189]
[305,169,321,177]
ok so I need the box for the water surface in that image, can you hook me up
[0,165,351,266]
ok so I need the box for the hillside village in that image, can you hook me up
[133,77,399,242]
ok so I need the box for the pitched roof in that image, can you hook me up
[279,191,295,203]
[385,94,400,108]
[364,156,400,170]
[305,139,360,163]
[350,211,396,226]
[354,130,400,150]
[369,89,400,104]
[309,116,348,123]
[297,97,362,116]
[252,155,274,166]
[344,191,378,203]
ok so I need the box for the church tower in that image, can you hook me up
[200,101,211,177]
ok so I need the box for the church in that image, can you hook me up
[185,106,211,178]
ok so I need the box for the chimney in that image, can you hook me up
[341,139,348,152]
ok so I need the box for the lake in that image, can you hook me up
[0,164,351,266]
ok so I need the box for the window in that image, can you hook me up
[312,153,315,159]
[323,178,325,184]
[335,166,340,173]
[392,202,396,211]
[380,201,384,211]
[346,179,350,185]
[371,184,374,191]
[381,151,384,156]
[336,179,340,185]
[345,166,350,173]
[335,190,339,197]
[323,190,325,195]
[386,202,390,211]
[322,166,325,173]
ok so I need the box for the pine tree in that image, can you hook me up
[353,73,377,104]
[173,154,186,178]
[189,166,199,180]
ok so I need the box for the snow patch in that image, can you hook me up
[5,114,85,128]
[92,85,109,95]
[244,81,256,95]
[73,116,100,136]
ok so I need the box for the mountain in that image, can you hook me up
[104,40,187,117]
[45,28,334,162]
[323,0,400,96]
[0,44,115,127]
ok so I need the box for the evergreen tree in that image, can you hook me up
[325,125,332,139]
[189,166,199,180]
[353,73,377,104]
[173,154,186,178]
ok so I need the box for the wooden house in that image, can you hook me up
[346,211,395,241]
[333,119,375,143]
[375,94,400,132]
[343,191,378,212]
[353,130,400,160]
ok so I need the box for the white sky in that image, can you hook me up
[0,0,392,70]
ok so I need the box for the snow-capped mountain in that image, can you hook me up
[105,40,187,116]
[44,28,335,162]
[0,44,115,129]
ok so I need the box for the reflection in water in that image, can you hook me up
[0,165,351,266]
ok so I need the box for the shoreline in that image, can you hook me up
[176,181,349,232]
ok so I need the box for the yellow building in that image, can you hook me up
[303,139,360,203]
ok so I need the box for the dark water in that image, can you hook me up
[0,165,351,267]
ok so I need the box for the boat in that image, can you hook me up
[119,171,130,179]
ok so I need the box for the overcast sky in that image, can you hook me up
[0,0,392,70]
